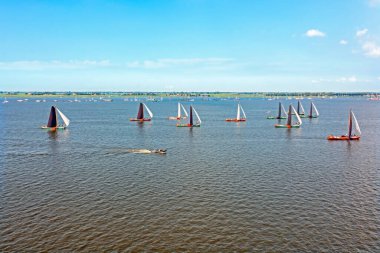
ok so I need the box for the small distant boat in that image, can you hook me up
[327,110,361,140]
[176,105,201,127]
[275,104,302,128]
[226,103,247,122]
[296,100,307,118]
[41,106,70,130]
[308,102,319,118]
[169,102,188,120]
[267,102,288,119]
[130,103,153,122]
[2,98,9,104]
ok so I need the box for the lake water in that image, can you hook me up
[1,98,379,252]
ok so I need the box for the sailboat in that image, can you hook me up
[308,102,319,118]
[327,110,361,140]
[41,106,70,130]
[176,105,201,127]
[226,103,247,122]
[130,103,153,122]
[267,102,288,119]
[296,100,307,118]
[169,102,188,120]
[2,98,9,104]
[275,104,302,128]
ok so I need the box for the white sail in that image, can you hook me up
[351,111,361,135]
[193,107,201,125]
[56,108,70,127]
[236,104,241,120]
[292,105,302,125]
[143,103,153,118]
[312,102,319,117]
[281,104,288,116]
[240,104,247,119]
[180,103,188,117]
[177,103,181,118]
[299,101,305,114]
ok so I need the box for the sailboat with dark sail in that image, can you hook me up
[327,110,361,140]
[176,105,201,127]
[130,103,153,122]
[267,102,288,119]
[274,104,302,128]
[226,103,247,122]
[297,100,307,118]
[41,106,70,130]
[308,102,320,118]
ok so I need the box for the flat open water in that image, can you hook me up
[1,98,379,252]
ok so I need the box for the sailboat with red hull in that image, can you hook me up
[327,110,361,140]
[130,103,153,122]
[176,105,201,127]
[226,103,247,122]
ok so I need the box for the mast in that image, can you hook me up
[137,103,144,119]
[237,104,241,120]
[189,106,193,126]
[47,106,58,128]
[348,110,352,138]
[287,105,292,126]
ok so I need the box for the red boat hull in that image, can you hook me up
[225,118,246,122]
[327,135,360,141]
[129,118,151,122]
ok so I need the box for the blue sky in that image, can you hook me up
[0,0,379,92]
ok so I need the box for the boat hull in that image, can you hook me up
[308,116,319,118]
[168,116,187,120]
[41,126,66,130]
[225,118,246,122]
[176,124,200,127]
[274,124,300,128]
[267,116,287,119]
[327,135,360,141]
[129,118,151,122]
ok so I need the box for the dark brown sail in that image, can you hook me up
[137,103,144,119]
[309,102,313,118]
[189,106,193,126]
[47,106,58,128]
[277,102,282,119]
[297,101,301,114]
[287,105,292,126]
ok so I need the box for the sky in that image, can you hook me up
[0,0,380,92]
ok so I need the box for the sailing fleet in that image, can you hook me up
[34,100,361,140]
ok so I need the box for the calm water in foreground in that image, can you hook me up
[1,98,379,252]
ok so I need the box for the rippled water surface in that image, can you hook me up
[1,98,379,252]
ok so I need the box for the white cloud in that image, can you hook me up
[337,76,358,83]
[339,40,348,45]
[356,28,368,37]
[369,0,380,7]
[0,60,111,70]
[362,42,380,57]
[126,58,234,69]
[305,29,326,37]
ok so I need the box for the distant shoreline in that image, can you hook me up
[0,91,378,99]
